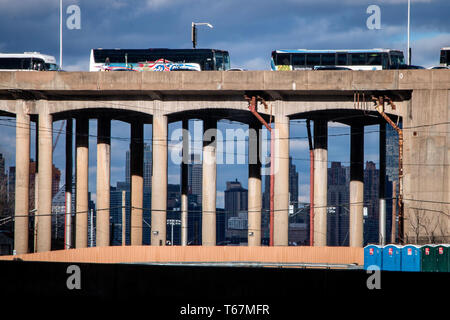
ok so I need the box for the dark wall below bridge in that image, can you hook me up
[0,261,447,317]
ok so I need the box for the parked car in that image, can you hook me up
[314,66,351,70]
[395,64,425,69]
[428,66,449,69]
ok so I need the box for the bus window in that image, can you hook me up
[291,53,305,67]
[350,53,366,65]
[306,53,320,66]
[440,50,448,65]
[367,53,382,65]
[337,53,347,65]
[276,53,291,66]
[0,58,22,69]
[321,53,336,65]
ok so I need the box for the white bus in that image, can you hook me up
[0,52,59,71]
[271,49,405,71]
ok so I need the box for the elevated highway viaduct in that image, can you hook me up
[0,70,448,255]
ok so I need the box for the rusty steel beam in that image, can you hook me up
[372,96,404,244]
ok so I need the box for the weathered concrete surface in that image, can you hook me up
[403,89,449,243]
[36,101,53,253]
[0,70,448,92]
[14,100,30,254]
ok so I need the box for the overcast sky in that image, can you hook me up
[1,0,449,70]
[0,0,449,207]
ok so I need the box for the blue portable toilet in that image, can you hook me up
[364,245,383,270]
[382,245,402,271]
[401,245,421,272]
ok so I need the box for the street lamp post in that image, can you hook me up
[191,22,213,49]
[407,0,411,65]
[167,219,181,246]
[60,0,63,69]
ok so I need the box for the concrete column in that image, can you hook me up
[36,101,53,252]
[350,124,364,247]
[96,118,111,247]
[313,120,328,246]
[379,124,386,246]
[151,115,168,246]
[181,119,189,246]
[75,117,89,248]
[202,118,217,246]
[274,113,289,246]
[248,121,262,246]
[14,101,30,255]
[65,119,73,249]
[131,121,144,246]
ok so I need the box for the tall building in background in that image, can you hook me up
[224,179,248,244]
[0,154,7,214]
[289,157,299,211]
[6,161,60,215]
[51,186,67,247]
[187,153,202,206]
[7,166,15,208]
[86,192,96,247]
[327,162,350,246]
[110,183,129,246]
[364,161,379,245]
[143,144,152,190]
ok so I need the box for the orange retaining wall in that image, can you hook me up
[0,246,363,265]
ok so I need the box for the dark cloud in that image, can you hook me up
[1,0,449,69]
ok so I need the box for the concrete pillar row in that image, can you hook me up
[313,119,328,247]
[96,118,111,247]
[274,112,289,246]
[248,121,262,246]
[350,124,365,247]
[75,117,89,248]
[131,121,144,246]
[14,100,30,255]
[202,118,217,246]
[36,100,53,253]
[151,115,168,246]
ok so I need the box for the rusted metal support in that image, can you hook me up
[245,95,274,246]
[372,95,404,243]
